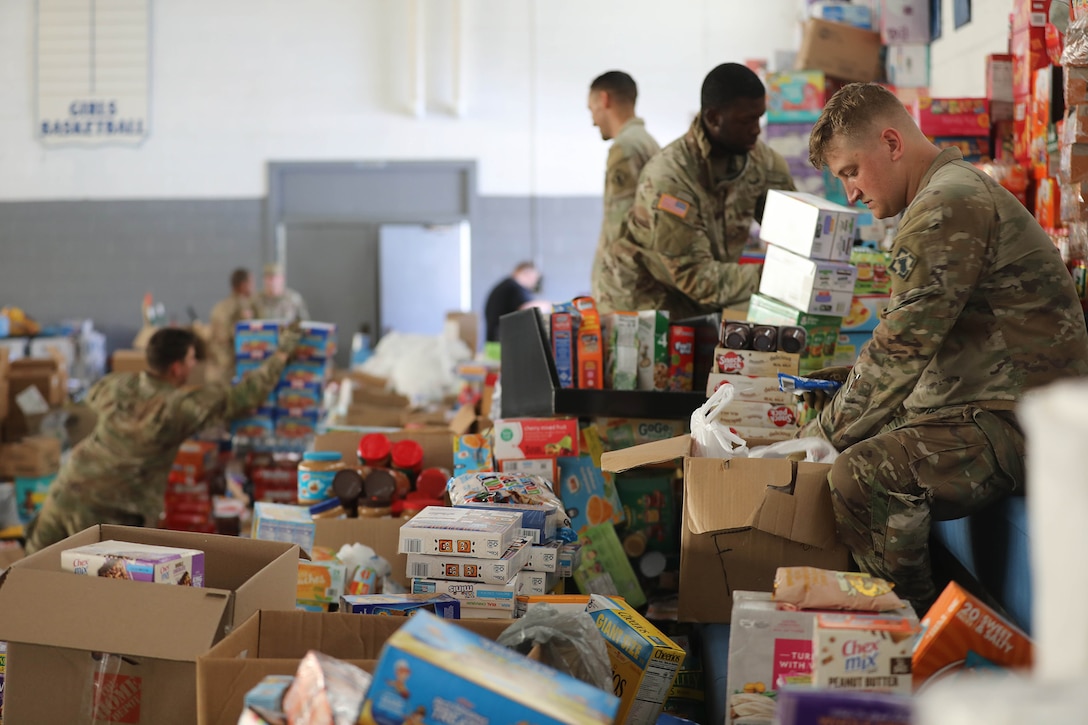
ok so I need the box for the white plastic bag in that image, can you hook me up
[749,437,839,464]
[690,382,749,459]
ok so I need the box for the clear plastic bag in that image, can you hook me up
[496,603,613,690]
[749,438,839,464]
[690,381,749,459]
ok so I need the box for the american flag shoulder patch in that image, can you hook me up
[656,193,690,219]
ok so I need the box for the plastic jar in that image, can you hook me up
[297,451,343,505]
[333,469,365,517]
[357,433,392,467]
[390,439,424,482]
[364,468,400,503]
[415,467,450,499]
[308,497,346,520]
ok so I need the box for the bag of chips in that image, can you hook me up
[773,567,907,612]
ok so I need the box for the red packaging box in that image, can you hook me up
[1014,98,1031,163]
[1035,177,1061,228]
[1011,0,1051,98]
[493,417,580,459]
[667,325,695,392]
[912,97,990,137]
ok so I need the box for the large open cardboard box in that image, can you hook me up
[0,525,299,725]
[196,609,511,725]
[602,436,849,623]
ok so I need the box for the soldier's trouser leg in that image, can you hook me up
[25,487,145,555]
[828,406,1023,609]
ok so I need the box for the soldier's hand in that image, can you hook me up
[277,320,303,357]
[806,366,852,384]
[800,366,851,413]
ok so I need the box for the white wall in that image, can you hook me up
[928,0,1010,97]
[0,0,803,201]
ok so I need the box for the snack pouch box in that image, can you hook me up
[586,594,686,725]
[61,539,205,586]
[398,506,522,559]
[557,455,625,536]
[406,538,531,584]
[362,610,619,725]
[339,593,461,618]
[411,577,519,613]
[296,559,347,604]
[296,322,336,360]
[811,612,920,695]
[637,311,670,391]
[713,348,800,378]
[493,418,580,459]
[231,407,276,439]
[276,383,323,411]
[574,522,646,609]
[235,320,280,360]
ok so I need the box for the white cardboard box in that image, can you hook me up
[759,190,859,262]
[405,538,531,584]
[705,374,795,405]
[516,570,562,596]
[398,506,522,560]
[411,577,519,612]
[760,244,857,317]
[812,611,920,695]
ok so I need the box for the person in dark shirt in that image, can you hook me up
[484,261,550,342]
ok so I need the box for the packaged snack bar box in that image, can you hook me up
[411,577,519,614]
[61,540,205,586]
[253,502,315,553]
[705,374,795,404]
[340,593,461,618]
[406,538,531,585]
[516,570,561,596]
[362,611,619,724]
[811,611,920,695]
[398,506,522,559]
[714,348,800,377]
[912,581,1033,689]
[525,540,561,573]
[235,320,280,360]
[716,400,800,431]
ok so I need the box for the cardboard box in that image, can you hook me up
[767,71,826,123]
[601,437,850,622]
[759,191,858,262]
[516,569,561,595]
[0,525,298,725]
[552,311,577,389]
[713,347,801,377]
[705,374,795,405]
[587,594,685,725]
[110,349,149,374]
[604,312,639,390]
[747,293,843,374]
[912,97,990,137]
[885,44,928,88]
[812,612,919,694]
[406,538,530,584]
[412,576,519,613]
[880,0,930,43]
[636,311,670,391]
[2,435,60,478]
[494,417,579,459]
[795,18,883,84]
[988,53,1015,105]
[9,355,66,407]
[363,611,618,724]
[760,244,858,317]
[717,400,800,431]
[312,516,409,587]
[398,506,522,559]
[912,581,1033,688]
[196,610,512,725]
[340,592,461,618]
[1066,67,1088,107]
[1061,142,1088,184]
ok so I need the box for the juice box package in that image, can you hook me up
[552,311,578,389]
[398,506,522,559]
[557,455,625,536]
[340,593,461,618]
[297,558,347,604]
[253,502,316,553]
[811,612,920,695]
[296,321,336,360]
[453,433,493,478]
[586,594,685,725]
[574,522,646,609]
[604,312,640,391]
[705,374,795,405]
[912,581,1033,688]
[412,577,520,614]
[361,611,620,725]
[235,320,280,359]
[667,325,695,392]
[60,540,205,586]
[716,400,800,431]
[275,382,323,411]
[493,417,579,459]
[406,538,531,584]
[516,569,561,596]
[637,310,670,391]
[574,296,604,389]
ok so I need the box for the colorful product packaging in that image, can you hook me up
[411,577,519,615]
[746,293,842,374]
[497,457,557,483]
[574,296,604,389]
[274,410,319,440]
[911,97,990,137]
[234,320,280,360]
[667,325,695,392]
[713,347,801,377]
[281,359,329,387]
[775,689,912,725]
[766,70,827,123]
[759,190,858,262]
[556,455,625,536]
[811,612,920,695]
[340,593,461,618]
[275,382,323,411]
[296,321,336,360]
[493,417,579,459]
[398,506,523,559]
[230,407,276,439]
[406,538,530,584]
[574,522,646,609]
[636,311,670,391]
[551,311,578,389]
[14,473,55,525]
[604,312,639,391]
[592,418,686,451]
[453,433,493,478]
[252,502,316,552]
[296,558,347,604]
[60,540,205,586]
[615,471,677,556]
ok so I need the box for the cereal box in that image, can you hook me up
[398,506,522,559]
[362,611,620,724]
[235,320,280,360]
[516,570,561,596]
[586,594,685,725]
[714,348,800,377]
[282,359,329,386]
[552,311,578,389]
[296,321,336,360]
[296,558,347,604]
[637,311,670,391]
[453,433,493,477]
[230,408,275,439]
[716,400,800,431]
[604,312,639,391]
[61,540,205,587]
[574,297,604,389]
[666,325,695,392]
[912,581,1033,689]
[411,577,519,614]
[811,612,920,694]
[340,593,462,618]
[574,522,646,609]
[556,455,625,536]
[406,538,531,584]
[493,418,579,459]
[253,502,316,553]
[705,374,795,404]
[912,97,990,137]
[276,382,323,411]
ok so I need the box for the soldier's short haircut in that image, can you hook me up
[229,267,250,291]
[809,83,912,169]
[590,71,638,106]
[146,328,199,374]
[700,63,764,111]
[513,261,536,274]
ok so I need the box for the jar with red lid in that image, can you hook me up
[357,433,392,467]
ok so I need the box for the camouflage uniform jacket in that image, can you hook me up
[591,117,660,300]
[803,148,1088,450]
[260,288,310,321]
[597,116,795,317]
[51,356,286,526]
[207,292,258,383]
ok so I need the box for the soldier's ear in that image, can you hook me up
[702,108,722,135]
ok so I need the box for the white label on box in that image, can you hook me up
[705,374,795,405]
[15,385,49,416]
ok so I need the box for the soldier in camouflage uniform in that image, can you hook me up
[587,71,660,302]
[207,267,258,384]
[260,263,310,322]
[800,83,1088,610]
[25,324,302,553]
[597,63,795,318]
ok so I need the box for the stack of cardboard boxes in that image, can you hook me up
[0,435,61,526]
[3,349,67,442]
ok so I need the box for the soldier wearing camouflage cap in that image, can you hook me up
[25,324,303,553]
[587,70,660,302]
[799,83,1088,611]
[260,262,310,322]
[207,267,259,384]
[597,62,795,317]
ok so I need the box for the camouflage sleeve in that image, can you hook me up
[171,352,288,434]
[85,374,117,412]
[601,143,643,242]
[766,148,797,192]
[630,181,762,310]
[294,291,311,322]
[807,185,993,449]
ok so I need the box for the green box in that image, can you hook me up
[747,293,841,374]
[637,311,671,391]
[574,522,646,608]
[616,471,677,558]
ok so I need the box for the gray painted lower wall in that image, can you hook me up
[0,195,602,352]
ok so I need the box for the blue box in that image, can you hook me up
[243,675,293,713]
[274,410,320,440]
[551,312,576,389]
[231,407,276,439]
[767,71,826,124]
[363,611,620,725]
[282,359,329,387]
[276,383,323,412]
[235,320,280,360]
[297,322,336,361]
[840,295,889,333]
[339,593,461,618]
[810,1,873,30]
[253,502,315,552]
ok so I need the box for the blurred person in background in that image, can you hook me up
[207,267,258,384]
[484,261,551,343]
[260,262,310,321]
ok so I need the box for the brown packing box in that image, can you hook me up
[111,348,149,374]
[0,525,300,725]
[313,515,409,587]
[602,436,849,623]
[196,610,511,725]
[1,435,61,478]
[0,347,9,422]
[796,18,883,83]
[344,404,408,427]
[351,387,411,409]
[10,354,67,406]
[446,311,480,354]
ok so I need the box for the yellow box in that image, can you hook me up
[296,559,346,604]
[587,594,685,725]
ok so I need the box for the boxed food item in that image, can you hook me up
[616,471,677,556]
[282,359,329,387]
[3,435,61,478]
[574,522,646,609]
[14,473,55,524]
[880,0,930,44]
[667,325,696,392]
[713,347,801,377]
[849,247,892,296]
[1066,67,1088,107]
[1011,0,1050,97]
[231,408,275,439]
[727,425,797,442]
[557,542,582,577]
[593,418,686,451]
[758,191,858,262]
[296,322,336,360]
[716,400,800,431]
[411,577,519,614]
[235,320,280,360]
[747,293,842,374]
[586,594,685,725]
[498,457,557,483]
[604,312,639,391]
[362,611,619,724]
[725,591,820,725]
[912,97,990,137]
[406,538,531,584]
[340,593,461,618]
[516,569,561,596]
[637,311,670,391]
[775,689,912,725]
[552,311,578,389]
[811,612,920,694]
[809,1,872,29]
[987,52,1015,105]
[885,44,928,88]
[243,674,293,713]
[274,410,319,440]
[275,383,323,411]
[457,500,557,544]
[61,539,205,586]
[453,433,493,477]
[398,506,522,559]
[297,558,347,605]
[705,374,795,404]
[912,581,1033,688]
[575,297,604,389]
[796,18,883,84]
[493,417,579,459]
[517,594,594,617]
[759,244,858,317]
[525,540,562,573]
[253,502,316,553]
[766,71,826,124]
[840,295,889,333]
[831,332,875,366]
[557,454,626,536]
